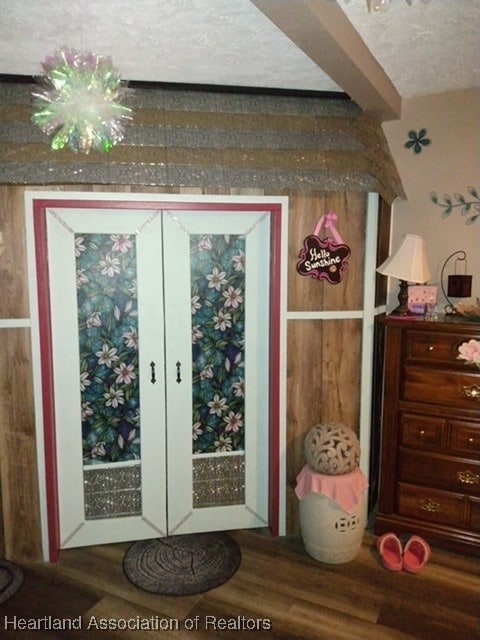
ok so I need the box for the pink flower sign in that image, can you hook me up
[296,212,351,284]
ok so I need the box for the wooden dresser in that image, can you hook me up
[375,316,480,555]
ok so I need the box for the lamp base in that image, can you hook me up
[390,279,413,317]
[390,306,414,317]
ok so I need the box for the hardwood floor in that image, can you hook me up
[2,529,478,639]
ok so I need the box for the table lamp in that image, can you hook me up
[441,250,472,314]
[377,234,431,316]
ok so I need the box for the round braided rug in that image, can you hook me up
[0,560,24,604]
[123,532,241,595]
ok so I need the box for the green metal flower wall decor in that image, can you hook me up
[404,128,431,154]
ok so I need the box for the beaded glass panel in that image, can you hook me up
[193,455,245,508]
[84,465,142,520]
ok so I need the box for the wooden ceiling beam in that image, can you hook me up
[251,0,401,121]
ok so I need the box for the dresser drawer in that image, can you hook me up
[399,450,480,496]
[403,367,480,409]
[468,497,480,532]
[405,331,476,365]
[400,413,445,451]
[397,483,466,527]
[449,420,480,457]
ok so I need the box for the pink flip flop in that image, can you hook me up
[376,533,403,572]
[403,536,430,573]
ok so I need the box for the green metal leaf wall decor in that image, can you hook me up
[431,187,480,225]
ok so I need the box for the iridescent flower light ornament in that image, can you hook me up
[32,46,132,153]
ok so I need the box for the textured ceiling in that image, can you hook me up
[0,0,479,99]
[339,0,480,98]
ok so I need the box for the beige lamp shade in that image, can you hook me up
[377,234,431,283]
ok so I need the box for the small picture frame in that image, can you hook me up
[408,285,438,315]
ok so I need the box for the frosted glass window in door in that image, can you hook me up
[75,232,142,519]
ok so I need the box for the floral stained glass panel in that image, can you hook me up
[191,234,246,454]
[76,233,141,465]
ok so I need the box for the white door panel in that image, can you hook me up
[47,208,167,548]
[163,211,269,534]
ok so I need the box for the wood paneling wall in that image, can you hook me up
[0,186,30,319]
[0,328,42,560]
[0,183,376,560]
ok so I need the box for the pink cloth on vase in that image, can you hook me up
[295,465,369,514]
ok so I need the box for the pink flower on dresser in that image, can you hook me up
[457,339,480,368]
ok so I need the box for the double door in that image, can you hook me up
[45,204,270,549]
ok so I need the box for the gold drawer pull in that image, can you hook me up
[427,346,434,352]
[462,385,480,399]
[456,470,480,485]
[418,498,440,513]
[418,429,425,436]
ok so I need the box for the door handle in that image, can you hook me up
[150,361,156,384]
[176,361,182,384]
